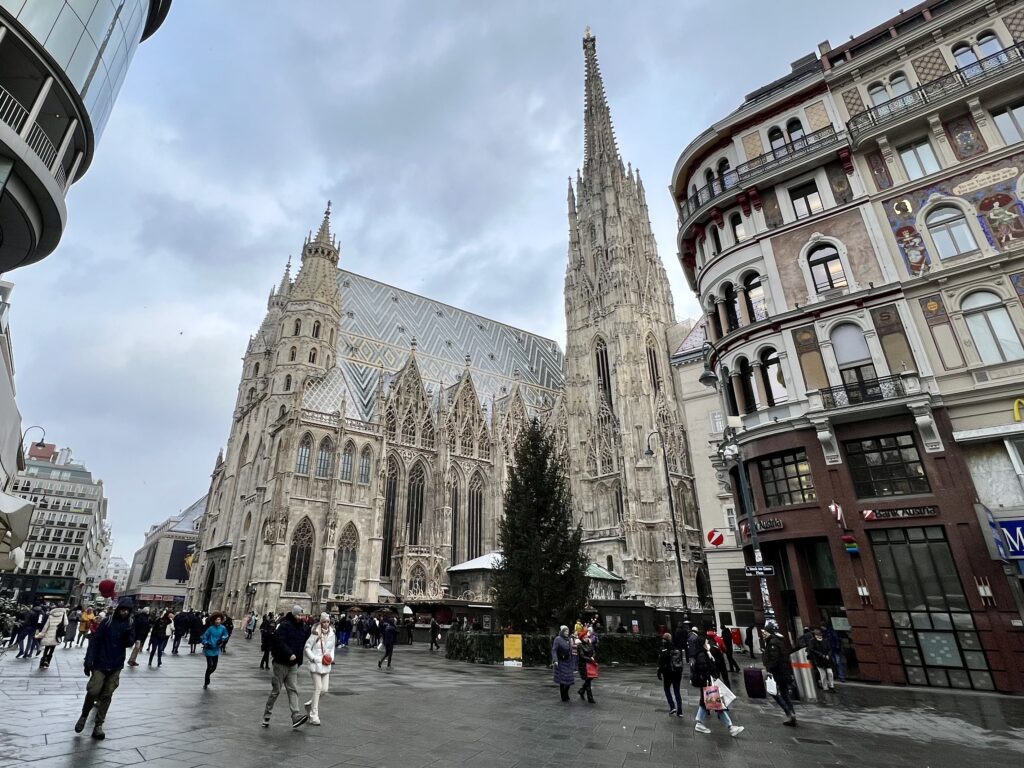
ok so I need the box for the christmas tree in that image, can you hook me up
[494,418,589,632]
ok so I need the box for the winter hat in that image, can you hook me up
[662,632,672,641]
[319,612,330,623]
[142,606,150,614]
[116,597,133,609]
[764,619,779,632]
[292,605,304,616]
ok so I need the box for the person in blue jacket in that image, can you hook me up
[201,613,230,689]
[76,598,136,740]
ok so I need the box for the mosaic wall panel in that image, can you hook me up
[867,150,893,191]
[826,160,854,205]
[911,50,951,84]
[944,114,987,161]
[742,131,764,161]
[842,87,865,117]
[883,150,1024,275]
[1003,8,1024,42]
[805,100,831,132]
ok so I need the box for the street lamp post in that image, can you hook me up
[698,342,775,622]
[644,430,689,616]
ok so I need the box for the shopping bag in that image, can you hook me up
[765,674,778,696]
[713,677,737,709]
[377,641,385,652]
[586,660,599,679]
[703,684,725,711]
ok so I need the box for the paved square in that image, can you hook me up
[0,638,1021,767]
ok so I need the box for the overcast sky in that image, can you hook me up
[11,1,901,561]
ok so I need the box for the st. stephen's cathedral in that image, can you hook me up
[187,32,702,617]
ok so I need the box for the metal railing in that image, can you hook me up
[848,42,1024,141]
[819,375,905,409]
[680,125,846,222]
[0,83,71,189]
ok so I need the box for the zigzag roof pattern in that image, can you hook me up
[303,270,565,422]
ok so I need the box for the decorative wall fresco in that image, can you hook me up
[867,150,893,191]
[883,151,1024,275]
[943,114,987,161]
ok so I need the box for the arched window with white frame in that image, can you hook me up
[358,446,372,484]
[339,441,354,482]
[962,291,1024,364]
[730,213,746,244]
[830,323,879,404]
[786,118,805,143]
[807,244,848,293]
[759,347,788,406]
[889,71,910,97]
[295,434,312,475]
[315,438,334,478]
[926,205,978,259]
[868,82,888,107]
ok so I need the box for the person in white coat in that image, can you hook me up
[37,603,68,669]
[302,613,336,725]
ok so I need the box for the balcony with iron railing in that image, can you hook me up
[679,125,848,230]
[819,375,905,410]
[848,42,1024,144]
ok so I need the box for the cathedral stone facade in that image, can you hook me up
[186,31,701,618]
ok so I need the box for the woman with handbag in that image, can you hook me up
[551,626,575,702]
[691,637,744,737]
[302,613,336,725]
[576,631,597,703]
[36,602,68,669]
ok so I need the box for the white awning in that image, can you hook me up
[447,551,503,573]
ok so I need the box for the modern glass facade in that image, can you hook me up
[0,0,152,139]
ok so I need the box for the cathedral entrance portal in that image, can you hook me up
[202,566,216,612]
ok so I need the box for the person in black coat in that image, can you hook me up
[188,612,204,654]
[429,618,441,651]
[378,618,398,670]
[722,626,741,672]
[691,637,743,737]
[259,613,275,669]
[171,611,188,654]
[657,632,684,715]
[77,598,136,740]
[262,607,310,728]
[127,607,151,667]
[576,633,597,704]
[745,625,757,659]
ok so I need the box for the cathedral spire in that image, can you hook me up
[582,28,620,177]
[277,256,292,295]
[313,201,334,248]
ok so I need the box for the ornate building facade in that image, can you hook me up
[186,32,701,618]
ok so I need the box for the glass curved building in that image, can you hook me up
[0,1,171,271]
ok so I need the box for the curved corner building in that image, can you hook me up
[0,0,171,271]
[670,0,1024,693]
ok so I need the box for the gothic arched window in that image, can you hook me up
[358,446,372,484]
[339,441,355,482]
[295,435,312,475]
[406,462,426,546]
[289,347,297,362]
[278,405,286,420]
[285,518,314,593]
[646,335,661,392]
[293,319,301,336]
[315,438,334,478]
[408,564,427,595]
[254,362,260,377]
[450,472,460,565]
[401,412,416,444]
[461,422,474,456]
[467,473,484,560]
[284,374,292,392]
[594,337,613,408]
[385,409,397,441]
[381,457,399,578]
[312,321,321,339]
[478,428,490,460]
[421,418,435,449]
[333,523,358,595]
[309,347,318,364]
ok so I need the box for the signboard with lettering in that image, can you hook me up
[503,634,523,667]
[861,506,938,521]
[740,518,784,538]
[744,565,775,577]
[998,518,1024,560]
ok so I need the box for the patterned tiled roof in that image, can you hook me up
[672,322,707,361]
[326,271,565,421]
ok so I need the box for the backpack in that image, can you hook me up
[670,648,684,671]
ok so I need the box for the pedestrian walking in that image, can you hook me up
[37,602,68,669]
[745,625,757,659]
[722,624,741,673]
[338,613,352,648]
[685,624,701,667]
[127,607,151,667]
[221,615,234,652]
[171,611,188,654]
[429,617,441,651]
[14,605,35,658]
[762,620,797,726]
[201,613,230,689]
[576,631,597,704]
[808,626,836,692]
[691,636,744,737]
[259,613,275,669]
[187,612,203,654]
[302,613,335,725]
[63,610,79,649]
[551,626,575,702]
[377,617,397,670]
[262,606,310,729]
[823,623,846,682]
[77,606,95,647]
[245,612,257,640]
[75,598,136,740]
[148,610,174,666]
[656,632,684,716]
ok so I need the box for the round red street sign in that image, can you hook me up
[707,529,725,547]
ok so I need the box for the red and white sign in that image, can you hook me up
[707,529,725,547]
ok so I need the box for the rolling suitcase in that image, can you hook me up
[744,667,767,698]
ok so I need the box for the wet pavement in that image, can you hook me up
[0,637,1021,767]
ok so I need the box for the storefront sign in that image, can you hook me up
[861,506,938,521]
[998,519,1024,559]
[740,518,784,537]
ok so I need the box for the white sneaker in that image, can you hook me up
[668,708,677,715]
[309,715,321,726]
[694,722,711,734]
[729,725,744,737]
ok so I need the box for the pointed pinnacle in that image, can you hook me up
[315,201,333,246]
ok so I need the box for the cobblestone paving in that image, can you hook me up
[0,638,1021,768]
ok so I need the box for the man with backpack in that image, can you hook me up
[656,632,685,716]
